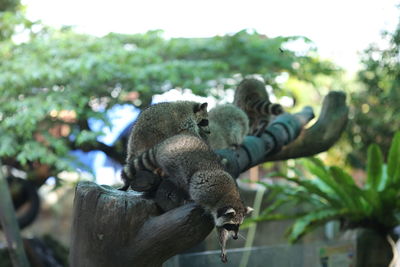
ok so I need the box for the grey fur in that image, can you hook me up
[208,104,249,149]
[129,134,251,228]
[234,78,283,134]
[121,101,209,190]
[127,101,209,158]
[127,133,253,263]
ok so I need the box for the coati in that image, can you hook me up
[208,104,249,150]
[125,133,253,263]
[234,78,284,135]
[120,101,209,191]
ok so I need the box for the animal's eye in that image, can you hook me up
[198,119,209,127]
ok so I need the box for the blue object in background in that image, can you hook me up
[69,104,140,185]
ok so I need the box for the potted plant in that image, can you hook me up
[249,132,400,266]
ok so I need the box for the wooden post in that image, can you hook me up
[69,182,214,267]
[0,164,30,267]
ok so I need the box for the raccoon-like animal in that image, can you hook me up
[208,104,249,150]
[234,78,283,135]
[126,134,253,262]
[120,101,209,191]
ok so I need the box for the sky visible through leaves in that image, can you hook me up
[23,0,399,72]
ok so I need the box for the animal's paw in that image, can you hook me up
[118,184,130,191]
[130,170,161,192]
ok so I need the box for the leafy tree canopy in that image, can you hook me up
[0,16,340,180]
[0,0,33,41]
[347,18,400,167]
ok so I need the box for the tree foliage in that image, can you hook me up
[0,0,33,41]
[0,0,20,11]
[0,14,339,181]
[347,17,400,167]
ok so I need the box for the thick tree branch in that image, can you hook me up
[264,91,348,161]
[70,140,125,164]
[131,203,214,266]
[215,91,348,178]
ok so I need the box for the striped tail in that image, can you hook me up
[119,148,159,191]
[249,99,283,116]
[133,147,159,173]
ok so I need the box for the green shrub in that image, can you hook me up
[251,132,400,242]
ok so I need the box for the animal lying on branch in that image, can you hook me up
[70,79,349,267]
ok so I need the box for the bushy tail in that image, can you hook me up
[119,148,160,191]
[249,99,283,116]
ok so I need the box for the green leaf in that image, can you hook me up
[359,189,381,216]
[393,167,400,190]
[387,132,400,182]
[328,167,364,211]
[286,177,342,208]
[303,158,328,178]
[378,165,389,191]
[75,130,100,146]
[329,166,356,187]
[304,158,358,212]
[287,209,346,243]
[258,198,296,218]
[366,144,383,190]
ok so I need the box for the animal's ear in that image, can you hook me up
[245,206,254,215]
[200,102,208,111]
[224,208,236,216]
[194,102,208,113]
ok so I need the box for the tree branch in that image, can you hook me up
[70,140,125,164]
[264,91,348,161]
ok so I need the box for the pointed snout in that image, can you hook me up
[232,230,239,240]
[233,234,238,240]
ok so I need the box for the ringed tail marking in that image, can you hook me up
[248,99,283,116]
[133,148,158,173]
[142,148,158,170]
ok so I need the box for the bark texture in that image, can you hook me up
[69,182,214,267]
